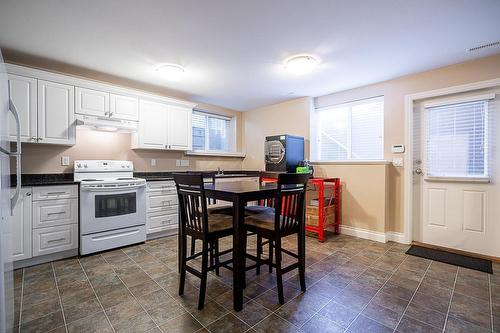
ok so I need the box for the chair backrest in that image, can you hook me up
[258,172,279,207]
[173,173,209,236]
[274,173,309,234]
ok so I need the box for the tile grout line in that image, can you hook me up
[16,268,24,333]
[440,264,459,333]
[489,273,494,333]
[136,245,208,332]
[51,262,69,333]
[100,251,164,333]
[343,244,412,332]
[76,256,117,333]
[390,257,433,332]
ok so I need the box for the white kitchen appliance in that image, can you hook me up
[1,50,21,332]
[74,160,146,255]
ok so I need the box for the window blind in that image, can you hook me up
[426,100,488,178]
[192,111,231,152]
[314,97,384,160]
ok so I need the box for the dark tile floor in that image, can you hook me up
[7,233,500,333]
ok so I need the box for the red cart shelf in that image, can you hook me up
[305,178,341,242]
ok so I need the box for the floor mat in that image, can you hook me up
[406,245,492,274]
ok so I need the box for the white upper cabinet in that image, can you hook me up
[75,87,109,117]
[132,99,192,151]
[37,80,75,145]
[133,99,168,149]
[8,74,37,143]
[110,94,139,121]
[168,105,192,150]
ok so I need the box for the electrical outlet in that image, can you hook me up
[151,159,156,167]
[176,160,182,167]
[392,157,404,167]
[181,159,189,167]
[61,156,70,166]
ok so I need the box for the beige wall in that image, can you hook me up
[243,54,500,235]
[4,51,245,174]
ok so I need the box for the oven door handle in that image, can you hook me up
[80,184,146,192]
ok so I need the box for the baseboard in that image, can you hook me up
[147,228,178,240]
[341,226,407,244]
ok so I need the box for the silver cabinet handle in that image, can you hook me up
[47,238,66,243]
[26,192,31,196]
[46,191,66,195]
[8,99,21,214]
[30,136,36,141]
[47,211,67,215]
[37,137,43,142]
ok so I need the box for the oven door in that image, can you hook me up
[80,184,146,235]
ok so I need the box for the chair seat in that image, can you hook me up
[245,207,276,231]
[208,213,233,232]
[207,202,233,215]
[245,205,272,215]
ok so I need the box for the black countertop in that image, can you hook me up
[10,171,262,186]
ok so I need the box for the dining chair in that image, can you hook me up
[174,173,233,309]
[244,173,309,304]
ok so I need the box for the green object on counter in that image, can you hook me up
[296,166,310,174]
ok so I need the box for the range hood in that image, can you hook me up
[75,114,138,133]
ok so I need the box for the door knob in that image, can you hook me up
[414,168,423,175]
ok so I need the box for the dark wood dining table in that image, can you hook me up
[186,180,278,311]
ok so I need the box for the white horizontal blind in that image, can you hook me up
[426,100,488,178]
[315,97,384,160]
[192,111,231,152]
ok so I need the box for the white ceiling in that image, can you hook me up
[1,0,499,111]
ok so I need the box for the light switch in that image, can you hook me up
[392,157,403,167]
[61,156,70,166]
[175,160,182,167]
[181,159,190,167]
[151,159,156,167]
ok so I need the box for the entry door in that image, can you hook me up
[413,89,500,257]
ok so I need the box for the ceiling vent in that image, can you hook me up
[467,41,500,52]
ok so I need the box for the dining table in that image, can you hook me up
[178,180,279,312]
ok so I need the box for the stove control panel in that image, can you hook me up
[74,160,133,172]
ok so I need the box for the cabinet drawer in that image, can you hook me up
[33,224,78,257]
[33,198,78,228]
[33,185,78,201]
[147,211,178,234]
[147,181,176,193]
[147,194,178,211]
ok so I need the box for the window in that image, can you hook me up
[312,96,384,161]
[426,99,489,178]
[192,111,233,152]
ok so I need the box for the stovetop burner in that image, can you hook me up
[81,179,104,182]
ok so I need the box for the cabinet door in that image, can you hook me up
[136,99,167,149]
[9,188,32,261]
[167,105,192,150]
[75,87,109,117]
[8,74,37,143]
[146,211,178,234]
[110,94,139,121]
[38,80,75,145]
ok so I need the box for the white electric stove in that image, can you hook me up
[74,160,146,255]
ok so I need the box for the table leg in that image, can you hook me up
[233,198,245,311]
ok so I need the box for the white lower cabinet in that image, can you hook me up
[146,181,178,235]
[9,188,32,261]
[10,185,78,263]
[33,224,78,256]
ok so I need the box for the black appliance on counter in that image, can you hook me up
[265,134,304,173]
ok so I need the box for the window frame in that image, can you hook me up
[311,96,385,162]
[191,109,236,153]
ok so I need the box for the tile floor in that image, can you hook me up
[7,233,500,333]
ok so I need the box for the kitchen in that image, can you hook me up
[1,1,500,333]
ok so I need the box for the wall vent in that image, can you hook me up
[468,41,500,52]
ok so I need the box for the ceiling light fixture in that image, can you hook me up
[284,54,319,75]
[155,63,185,81]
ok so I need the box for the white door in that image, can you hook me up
[9,188,32,261]
[75,87,109,117]
[37,80,75,145]
[137,99,167,149]
[110,94,138,121]
[8,74,37,143]
[413,89,500,257]
[167,105,191,150]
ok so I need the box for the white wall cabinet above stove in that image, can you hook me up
[132,99,192,151]
[76,87,139,121]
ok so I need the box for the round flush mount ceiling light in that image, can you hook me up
[155,63,185,81]
[284,54,319,75]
